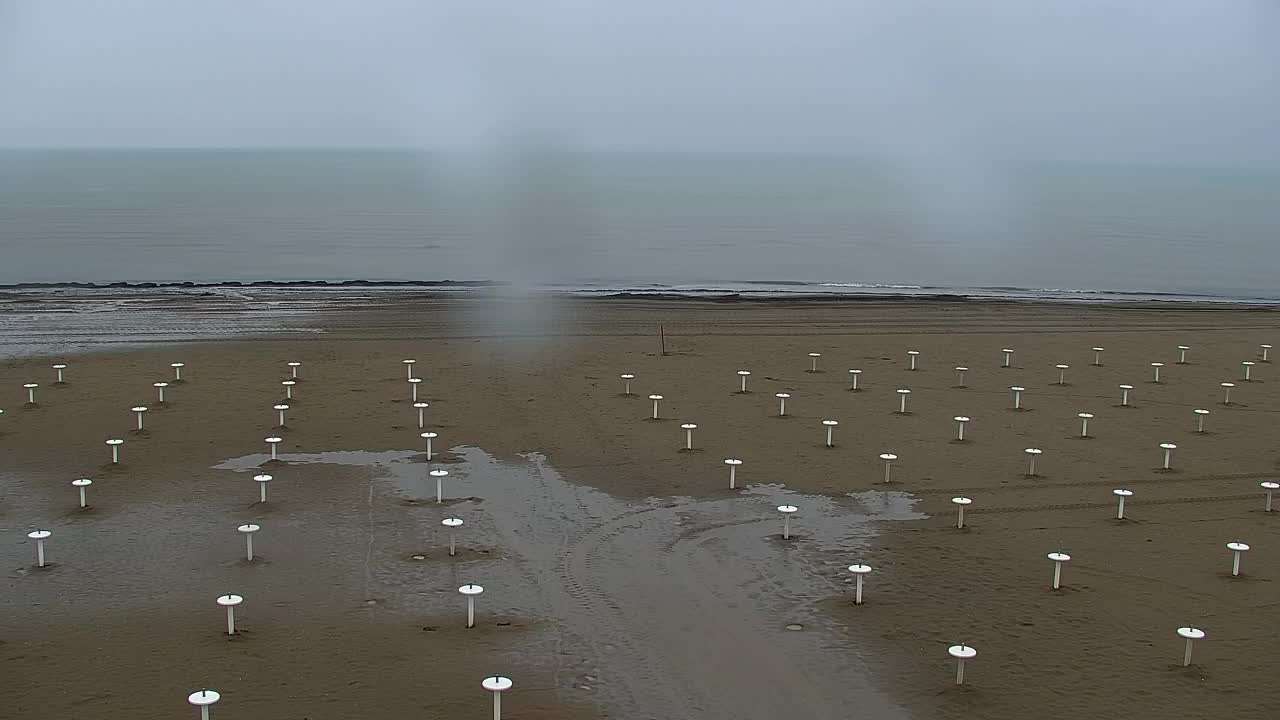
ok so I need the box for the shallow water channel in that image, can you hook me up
[215,446,922,719]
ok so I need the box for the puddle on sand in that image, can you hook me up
[214,446,917,720]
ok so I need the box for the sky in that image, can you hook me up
[0,1,1277,165]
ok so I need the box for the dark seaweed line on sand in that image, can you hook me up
[0,280,507,289]
[4,280,1279,307]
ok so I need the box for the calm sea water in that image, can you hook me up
[2,149,1278,301]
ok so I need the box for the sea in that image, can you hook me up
[2,148,1279,303]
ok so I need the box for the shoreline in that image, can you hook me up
[4,292,1279,364]
[4,281,1278,307]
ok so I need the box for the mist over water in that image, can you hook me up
[0,3,1277,300]
[2,149,1279,300]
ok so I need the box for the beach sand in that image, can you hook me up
[3,295,1279,719]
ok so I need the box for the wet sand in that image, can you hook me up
[3,295,1279,719]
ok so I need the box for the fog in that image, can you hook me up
[0,1,1276,166]
[3,1,1279,329]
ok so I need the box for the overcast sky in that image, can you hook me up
[0,1,1276,164]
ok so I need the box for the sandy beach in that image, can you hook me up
[3,294,1279,719]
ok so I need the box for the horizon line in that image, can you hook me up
[0,146,1277,171]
